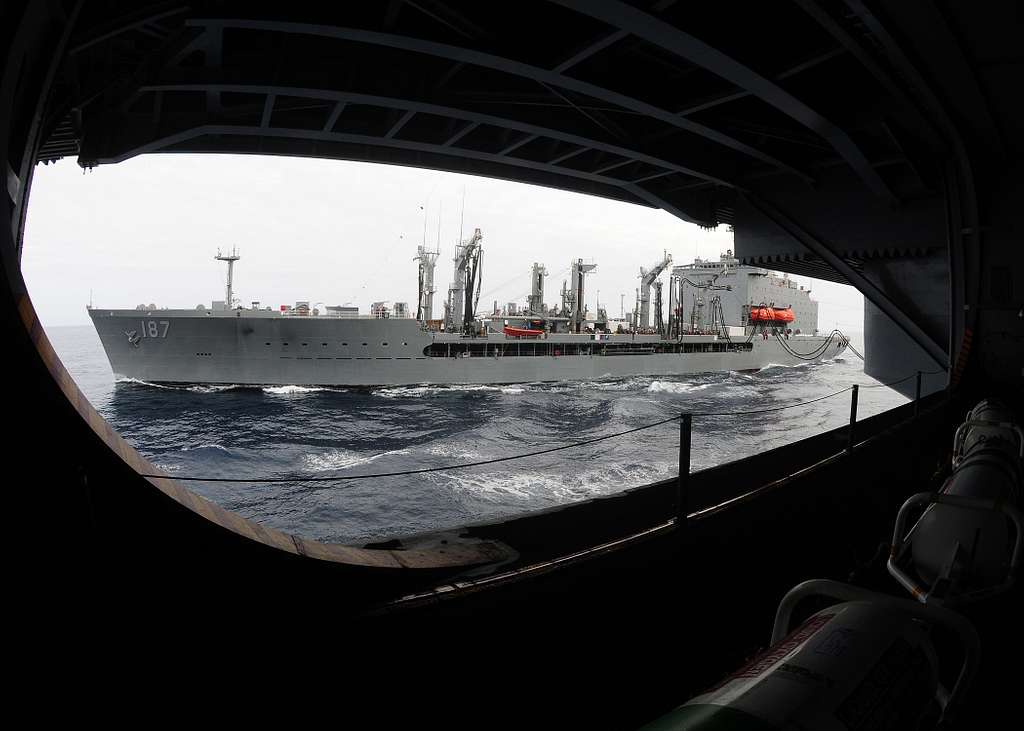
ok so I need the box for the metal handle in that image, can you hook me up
[887,492,1022,605]
[771,579,979,723]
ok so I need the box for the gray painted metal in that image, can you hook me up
[553,0,896,203]
[88,308,845,387]
[183,18,809,181]
[742,193,949,370]
[674,253,820,335]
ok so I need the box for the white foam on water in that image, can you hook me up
[647,381,713,394]
[376,385,432,398]
[424,443,484,460]
[375,383,515,398]
[302,447,410,472]
[501,387,524,394]
[181,443,230,452]
[151,463,181,472]
[187,384,248,393]
[263,385,329,395]
[437,460,674,505]
[760,361,813,372]
[114,376,179,390]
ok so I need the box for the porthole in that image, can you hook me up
[342,342,348,346]
[362,342,367,346]
[382,342,388,347]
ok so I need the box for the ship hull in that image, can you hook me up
[89,309,847,387]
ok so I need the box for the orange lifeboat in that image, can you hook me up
[503,325,544,337]
[749,306,795,323]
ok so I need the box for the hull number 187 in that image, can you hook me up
[141,320,170,338]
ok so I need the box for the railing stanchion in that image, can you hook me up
[847,385,859,452]
[914,371,922,416]
[678,413,692,528]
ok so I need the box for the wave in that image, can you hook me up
[263,385,344,395]
[436,461,674,505]
[114,376,179,390]
[647,381,713,394]
[181,442,230,452]
[375,383,518,398]
[302,447,410,472]
[423,443,485,461]
[116,377,255,393]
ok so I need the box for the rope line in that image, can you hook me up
[693,386,852,416]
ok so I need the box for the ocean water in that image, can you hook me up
[46,325,907,545]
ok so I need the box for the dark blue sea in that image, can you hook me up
[47,325,906,545]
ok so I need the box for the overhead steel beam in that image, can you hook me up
[443,120,477,146]
[593,158,632,175]
[68,6,188,55]
[551,0,896,204]
[841,0,980,376]
[552,30,627,73]
[405,0,492,42]
[138,82,735,186]
[498,133,538,156]
[630,169,675,184]
[743,193,948,369]
[548,146,589,164]
[323,101,346,132]
[673,48,846,117]
[89,123,712,225]
[260,94,275,128]
[385,109,416,138]
[184,19,812,182]
[551,0,678,72]
[791,1,935,142]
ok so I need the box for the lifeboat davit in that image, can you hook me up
[749,306,795,323]
[503,325,544,337]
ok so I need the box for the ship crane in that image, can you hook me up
[444,228,483,334]
[638,251,672,329]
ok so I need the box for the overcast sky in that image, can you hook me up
[23,154,863,331]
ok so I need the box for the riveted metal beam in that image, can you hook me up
[552,0,896,204]
[137,82,737,187]
[88,122,713,225]
[184,18,811,182]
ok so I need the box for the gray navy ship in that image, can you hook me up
[88,229,847,387]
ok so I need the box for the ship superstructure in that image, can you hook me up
[670,250,819,336]
[88,237,844,387]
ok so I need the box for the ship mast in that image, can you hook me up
[414,245,440,321]
[527,262,547,316]
[215,247,240,309]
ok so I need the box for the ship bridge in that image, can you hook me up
[3,1,1021,720]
